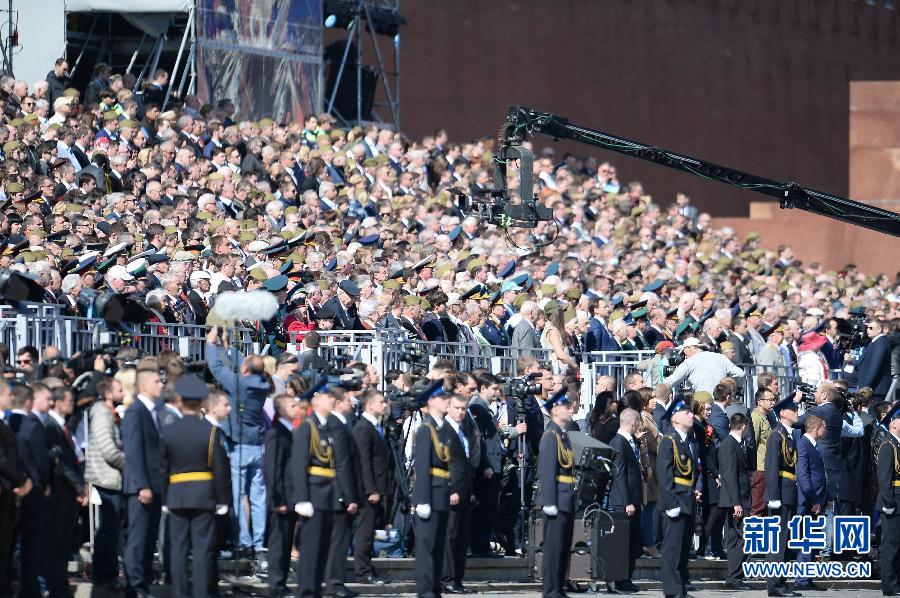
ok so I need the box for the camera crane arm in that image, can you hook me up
[498,105,900,238]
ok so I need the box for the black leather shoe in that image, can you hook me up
[685,585,698,592]
[615,581,640,593]
[452,583,475,594]
[328,588,359,598]
[795,582,827,592]
[725,582,753,591]
[359,575,385,585]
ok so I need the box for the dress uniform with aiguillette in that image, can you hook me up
[537,388,576,598]
[290,379,338,598]
[657,399,697,598]
[876,403,900,595]
[159,375,231,598]
[412,381,452,598]
[763,397,799,596]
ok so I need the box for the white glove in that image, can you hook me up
[883,506,895,515]
[215,504,228,516]
[665,507,682,518]
[767,500,782,510]
[542,505,559,517]
[161,506,170,515]
[294,502,314,518]
[415,503,432,519]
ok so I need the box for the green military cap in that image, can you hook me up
[63,88,80,98]
[540,283,557,296]
[6,181,24,193]
[208,172,224,181]
[434,263,454,278]
[65,204,85,214]
[609,309,626,323]
[863,277,877,288]
[316,279,332,290]
[632,307,649,320]
[630,205,645,217]
[746,231,760,241]
[564,308,577,322]
[456,250,471,262]
[404,295,419,307]
[745,263,759,273]
[23,113,39,124]
[611,227,627,240]
[466,258,487,272]
[196,212,212,220]
[420,298,431,310]
[330,129,346,140]
[61,247,75,258]
[375,154,389,165]
[363,158,377,168]
[9,118,23,127]
[284,206,298,215]
[164,226,177,235]
[120,119,138,129]
[257,117,275,127]
[383,279,402,290]
[685,275,699,289]
[103,110,118,121]
[281,230,296,240]
[208,219,224,232]
[542,299,559,315]
[674,320,692,337]
[750,280,765,291]
[241,219,256,229]
[565,288,581,301]
[238,231,255,242]
[777,282,791,293]
[3,140,20,153]
[513,295,528,310]
[248,268,268,282]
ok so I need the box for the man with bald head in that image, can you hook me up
[205,327,271,556]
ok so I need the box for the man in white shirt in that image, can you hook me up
[663,337,745,394]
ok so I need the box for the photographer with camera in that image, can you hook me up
[662,337,744,394]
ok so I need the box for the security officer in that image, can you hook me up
[657,398,699,598]
[536,387,576,598]
[159,375,231,598]
[764,396,800,597]
[291,379,341,598]
[877,403,900,595]
[412,380,453,598]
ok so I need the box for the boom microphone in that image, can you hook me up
[211,290,280,321]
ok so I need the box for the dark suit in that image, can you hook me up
[122,398,162,596]
[290,414,337,597]
[708,403,730,444]
[718,434,751,584]
[325,413,359,594]
[322,296,362,330]
[657,430,696,598]
[0,417,25,595]
[297,349,330,372]
[264,421,296,594]
[729,332,752,365]
[468,397,503,554]
[764,422,799,593]
[796,434,827,586]
[14,412,51,597]
[412,416,451,598]
[442,420,475,587]
[608,432,644,582]
[352,415,389,580]
[45,414,85,596]
[877,434,900,594]
[537,422,575,598]
[160,415,230,598]
[856,335,892,397]
[186,290,209,326]
[653,403,672,436]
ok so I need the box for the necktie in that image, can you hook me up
[376,423,385,440]
[630,439,639,462]
[458,426,469,458]
[151,405,160,430]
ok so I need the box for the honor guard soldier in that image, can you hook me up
[657,398,700,598]
[537,387,576,598]
[877,403,900,595]
[412,380,453,598]
[159,375,231,598]
[291,378,341,598]
[764,396,800,597]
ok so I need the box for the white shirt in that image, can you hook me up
[447,417,468,458]
[729,430,743,444]
[332,411,348,426]
[279,418,294,432]
[803,433,817,448]
[432,414,445,429]
[362,412,380,428]
[205,414,222,428]
[48,410,66,429]
[313,412,329,427]
[137,394,157,414]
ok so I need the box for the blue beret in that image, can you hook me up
[174,374,208,402]
[592,237,607,248]
[359,233,380,246]
[262,274,288,292]
[96,221,111,236]
[543,386,571,412]
[325,257,337,271]
[545,262,560,277]
[662,398,690,421]
[279,259,294,275]
[611,294,625,307]
[416,380,446,407]
[498,259,517,279]
[338,279,360,297]
[147,253,170,265]
[512,273,531,287]
[447,225,462,242]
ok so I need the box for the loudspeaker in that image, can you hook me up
[324,40,379,122]
[591,510,630,582]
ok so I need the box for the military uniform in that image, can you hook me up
[291,412,339,598]
[537,390,576,598]
[412,413,452,598]
[764,398,799,596]
[656,400,697,598]
[159,375,231,598]
[876,405,900,595]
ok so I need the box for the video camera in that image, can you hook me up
[385,387,420,424]
[834,308,869,350]
[662,348,685,377]
[501,373,542,400]
[795,381,817,406]
[396,344,429,374]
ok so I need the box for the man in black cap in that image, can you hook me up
[877,403,900,595]
[412,380,453,598]
[764,396,800,597]
[159,374,231,598]
[323,279,363,330]
[657,398,699,598]
[536,387,576,598]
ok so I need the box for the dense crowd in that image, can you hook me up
[0,57,897,598]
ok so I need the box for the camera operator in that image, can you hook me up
[295,331,329,373]
[797,382,863,520]
[662,337,744,394]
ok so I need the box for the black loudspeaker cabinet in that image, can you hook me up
[532,509,629,582]
[324,61,379,122]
